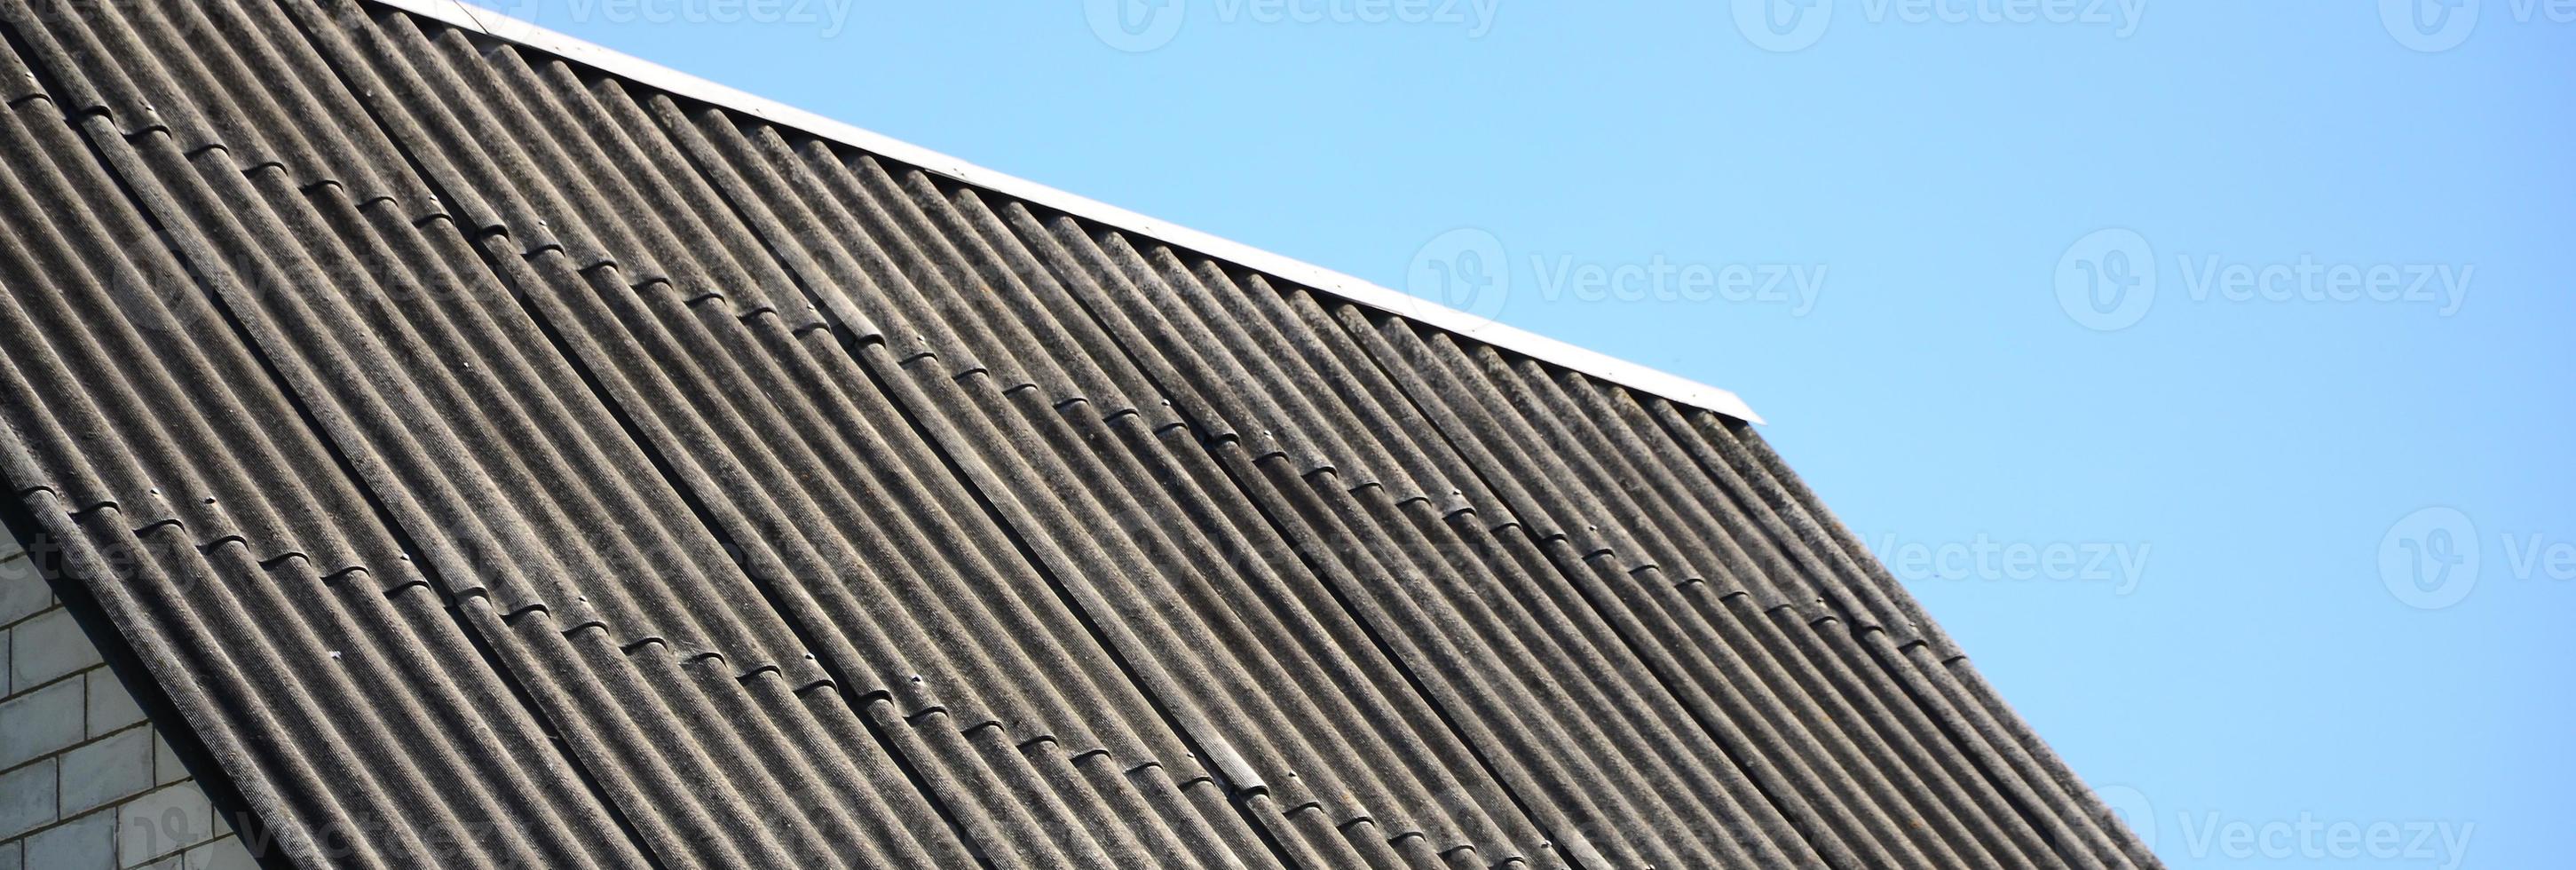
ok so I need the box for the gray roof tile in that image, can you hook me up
[0,1,2153,867]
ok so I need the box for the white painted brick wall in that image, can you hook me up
[0,549,257,870]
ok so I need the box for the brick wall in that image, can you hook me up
[1,536,260,870]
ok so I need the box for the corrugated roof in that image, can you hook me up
[389,0,1765,428]
[0,0,2154,867]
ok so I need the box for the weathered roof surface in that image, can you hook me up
[390,0,1766,428]
[0,1,2153,868]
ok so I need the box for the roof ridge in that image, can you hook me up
[377,0,1763,424]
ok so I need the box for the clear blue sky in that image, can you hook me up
[471,2,2571,866]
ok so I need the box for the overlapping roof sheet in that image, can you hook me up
[0,1,2154,866]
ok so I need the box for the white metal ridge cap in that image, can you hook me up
[382,0,1764,424]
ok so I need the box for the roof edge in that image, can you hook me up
[383,0,1763,424]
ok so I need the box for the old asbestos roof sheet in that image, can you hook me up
[0,0,2153,867]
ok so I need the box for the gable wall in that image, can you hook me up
[2,533,259,870]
